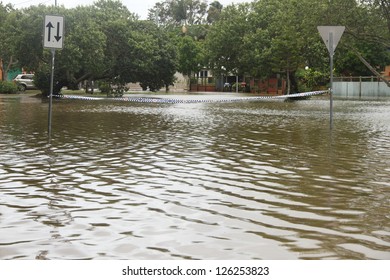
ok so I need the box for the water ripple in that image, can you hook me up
[0,96,389,259]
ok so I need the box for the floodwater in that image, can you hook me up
[0,93,389,260]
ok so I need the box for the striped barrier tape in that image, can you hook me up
[55,90,328,104]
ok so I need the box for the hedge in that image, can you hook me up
[0,81,18,94]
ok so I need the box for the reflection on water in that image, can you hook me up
[0,94,389,259]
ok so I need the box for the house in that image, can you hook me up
[248,76,286,95]
[190,69,217,92]
[381,65,390,80]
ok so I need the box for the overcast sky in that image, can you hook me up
[5,0,249,19]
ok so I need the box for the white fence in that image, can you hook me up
[333,76,390,99]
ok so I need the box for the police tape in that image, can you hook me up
[55,90,328,104]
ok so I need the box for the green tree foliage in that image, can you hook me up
[134,21,178,91]
[148,0,208,27]
[175,35,205,89]
[1,0,388,95]
[3,0,178,95]
[0,3,20,80]
[206,0,390,92]
[246,0,324,91]
[177,36,204,76]
[319,0,390,76]
[148,1,216,80]
[207,1,223,23]
[359,0,390,36]
[205,3,251,77]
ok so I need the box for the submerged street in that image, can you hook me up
[0,93,389,259]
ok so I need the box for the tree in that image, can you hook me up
[177,36,204,76]
[206,0,390,93]
[359,0,390,36]
[205,3,251,77]
[6,0,177,95]
[246,0,317,92]
[148,0,211,83]
[133,21,178,91]
[5,0,388,95]
[318,0,390,76]
[148,0,208,28]
[176,35,205,88]
[207,1,223,23]
[57,5,107,89]
[0,4,21,80]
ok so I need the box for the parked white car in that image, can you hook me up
[13,74,36,91]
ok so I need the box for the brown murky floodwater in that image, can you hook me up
[0,93,389,260]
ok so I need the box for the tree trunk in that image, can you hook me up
[288,70,299,93]
[2,56,18,81]
[287,69,290,94]
[0,59,4,81]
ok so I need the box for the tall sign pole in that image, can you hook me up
[48,48,55,139]
[44,15,64,142]
[317,26,345,129]
[329,32,334,129]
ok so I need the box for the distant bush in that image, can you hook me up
[97,80,127,97]
[296,68,327,92]
[34,65,63,96]
[34,66,52,96]
[0,81,18,94]
[97,81,111,95]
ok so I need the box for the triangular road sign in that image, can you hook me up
[317,26,345,55]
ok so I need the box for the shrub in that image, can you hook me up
[97,80,126,97]
[34,65,63,96]
[297,68,327,92]
[97,81,111,94]
[33,66,51,96]
[0,81,18,94]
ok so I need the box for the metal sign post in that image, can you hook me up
[317,26,345,129]
[48,48,55,140]
[44,15,64,141]
[329,32,334,129]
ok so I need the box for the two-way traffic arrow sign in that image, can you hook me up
[44,15,64,49]
[44,15,64,142]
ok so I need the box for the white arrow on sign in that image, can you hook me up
[44,15,64,49]
[317,26,345,56]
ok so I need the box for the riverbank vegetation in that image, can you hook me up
[0,0,389,95]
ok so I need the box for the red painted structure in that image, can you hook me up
[249,77,286,94]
